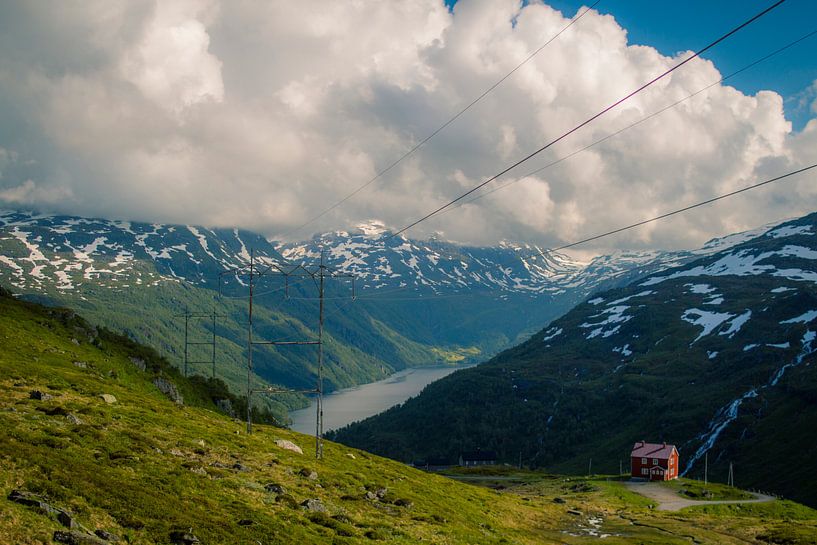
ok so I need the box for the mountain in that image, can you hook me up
[2,288,816,545]
[330,212,817,508]
[0,210,741,416]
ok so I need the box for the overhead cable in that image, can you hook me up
[389,0,787,238]
[279,1,602,240]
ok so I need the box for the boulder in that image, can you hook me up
[66,414,84,425]
[128,357,146,371]
[274,439,303,455]
[94,530,121,542]
[264,483,286,495]
[53,530,109,545]
[152,377,183,405]
[300,498,326,512]
[29,390,52,401]
[169,529,200,545]
[99,394,117,404]
[298,468,318,480]
[73,361,88,369]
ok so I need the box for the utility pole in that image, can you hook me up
[176,309,226,379]
[619,459,623,477]
[588,458,592,476]
[704,452,708,485]
[728,462,734,487]
[221,247,355,459]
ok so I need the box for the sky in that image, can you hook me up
[0,0,816,254]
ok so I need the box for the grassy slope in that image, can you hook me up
[0,297,817,544]
[3,293,817,544]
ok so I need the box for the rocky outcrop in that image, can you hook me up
[153,377,183,405]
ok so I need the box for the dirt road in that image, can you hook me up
[625,481,775,511]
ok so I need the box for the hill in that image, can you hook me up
[2,287,817,544]
[330,212,817,508]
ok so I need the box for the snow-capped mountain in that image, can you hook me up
[331,212,817,507]
[0,209,787,403]
[280,219,777,298]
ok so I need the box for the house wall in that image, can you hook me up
[630,451,679,480]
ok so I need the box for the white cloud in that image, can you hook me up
[0,180,72,205]
[119,0,223,114]
[0,0,815,252]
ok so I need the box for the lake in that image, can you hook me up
[288,364,473,434]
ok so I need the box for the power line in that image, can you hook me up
[389,0,787,238]
[279,1,602,240]
[442,26,817,214]
[520,163,817,260]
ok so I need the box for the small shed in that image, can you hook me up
[630,441,679,481]
[459,449,497,467]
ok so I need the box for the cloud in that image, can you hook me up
[0,180,73,205]
[0,0,815,252]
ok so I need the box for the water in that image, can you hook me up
[288,364,472,434]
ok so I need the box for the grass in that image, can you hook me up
[2,291,817,544]
[659,478,756,501]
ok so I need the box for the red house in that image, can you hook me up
[630,441,679,481]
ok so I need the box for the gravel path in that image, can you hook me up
[625,481,775,511]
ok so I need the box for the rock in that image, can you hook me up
[73,361,88,369]
[170,449,185,457]
[553,497,566,504]
[298,468,318,480]
[274,439,303,455]
[232,462,249,472]
[169,528,200,544]
[300,498,326,512]
[57,510,79,529]
[99,394,117,404]
[375,487,388,499]
[345,453,356,460]
[29,390,52,401]
[364,491,377,501]
[94,529,121,542]
[393,498,413,509]
[190,467,208,476]
[215,398,235,417]
[71,338,80,345]
[8,489,55,512]
[567,509,582,516]
[53,530,109,545]
[153,377,183,405]
[45,406,69,416]
[237,519,254,526]
[128,357,146,371]
[264,483,286,495]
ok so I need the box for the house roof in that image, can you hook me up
[631,441,677,459]
[460,450,497,461]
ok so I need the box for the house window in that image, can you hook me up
[641,468,648,475]
[641,458,647,464]
[653,458,658,465]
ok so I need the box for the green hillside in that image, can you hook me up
[330,214,817,508]
[3,287,817,544]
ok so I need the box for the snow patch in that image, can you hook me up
[681,309,734,343]
[781,310,817,324]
